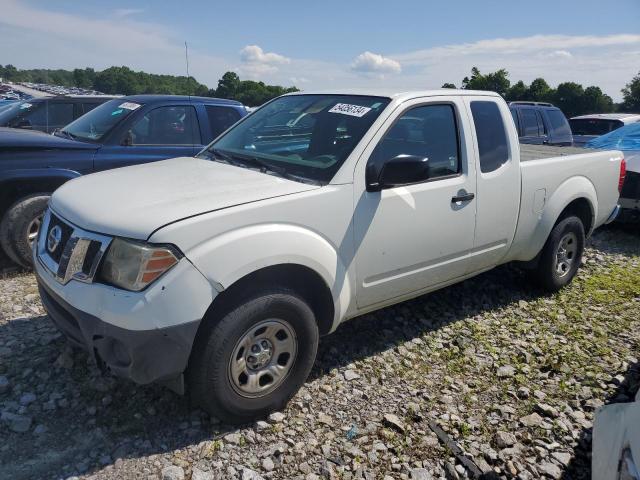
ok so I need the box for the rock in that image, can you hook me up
[382,413,405,432]
[0,375,9,393]
[255,420,270,431]
[1,411,32,433]
[536,403,559,418]
[268,412,286,423]
[19,392,37,406]
[494,431,517,448]
[161,466,185,480]
[520,412,544,427]
[33,424,47,435]
[318,413,333,426]
[241,468,265,480]
[538,461,562,479]
[54,350,74,369]
[191,467,214,480]
[224,432,242,445]
[497,365,516,377]
[517,386,530,399]
[551,451,572,466]
[344,370,360,381]
[410,468,433,480]
[262,457,275,472]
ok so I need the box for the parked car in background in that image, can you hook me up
[34,90,622,423]
[585,123,640,221]
[0,95,247,267]
[0,95,115,133]
[570,113,640,146]
[509,101,573,146]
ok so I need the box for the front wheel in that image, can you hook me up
[188,289,319,424]
[529,215,585,292]
[0,194,50,268]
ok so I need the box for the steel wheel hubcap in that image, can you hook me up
[228,319,297,398]
[555,232,578,277]
[27,215,42,247]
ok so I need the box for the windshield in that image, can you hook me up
[570,118,624,136]
[60,99,142,142]
[201,94,390,184]
[0,101,42,127]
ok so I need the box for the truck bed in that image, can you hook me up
[520,143,588,162]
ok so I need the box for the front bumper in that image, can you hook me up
[35,251,216,389]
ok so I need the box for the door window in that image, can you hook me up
[520,109,539,136]
[369,104,460,182]
[470,101,510,173]
[128,105,200,145]
[47,103,74,127]
[205,106,241,139]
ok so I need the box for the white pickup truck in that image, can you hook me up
[34,89,624,423]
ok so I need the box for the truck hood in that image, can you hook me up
[51,157,320,239]
[0,127,97,150]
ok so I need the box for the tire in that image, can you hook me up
[188,289,319,424]
[528,215,585,292]
[0,194,50,269]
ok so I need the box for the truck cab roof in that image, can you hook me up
[122,95,243,106]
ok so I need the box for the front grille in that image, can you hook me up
[46,214,74,262]
[621,171,640,200]
[37,209,112,285]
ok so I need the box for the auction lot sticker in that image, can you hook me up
[118,102,142,110]
[329,103,372,117]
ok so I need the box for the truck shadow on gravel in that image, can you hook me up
[0,226,637,480]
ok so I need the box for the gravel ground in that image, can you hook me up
[0,225,638,480]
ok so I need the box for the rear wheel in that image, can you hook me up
[188,289,319,424]
[0,194,50,268]
[529,215,585,292]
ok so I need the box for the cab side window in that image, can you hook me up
[129,106,201,145]
[520,109,539,136]
[47,103,74,128]
[470,101,509,173]
[369,104,460,182]
[206,106,241,139]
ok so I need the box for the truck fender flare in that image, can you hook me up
[183,223,353,331]
[529,176,597,258]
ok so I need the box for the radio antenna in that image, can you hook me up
[184,41,191,95]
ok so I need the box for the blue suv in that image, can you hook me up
[0,95,247,267]
[509,102,573,146]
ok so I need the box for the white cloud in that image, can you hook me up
[351,51,401,76]
[238,45,291,78]
[546,50,573,59]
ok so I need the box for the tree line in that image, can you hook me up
[443,67,640,117]
[0,65,298,107]
[1,63,639,114]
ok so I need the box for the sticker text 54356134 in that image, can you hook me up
[328,103,372,118]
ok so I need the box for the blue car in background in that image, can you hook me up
[585,123,640,222]
[0,95,247,267]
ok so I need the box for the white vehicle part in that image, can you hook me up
[149,185,355,332]
[593,399,640,480]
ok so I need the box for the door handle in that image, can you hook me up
[451,192,475,203]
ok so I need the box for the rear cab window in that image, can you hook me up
[205,105,242,139]
[470,101,509,173]
[570,118,624,136]
[545,109,571,137]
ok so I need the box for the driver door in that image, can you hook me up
[94,104,202,172]
[353,97,477,308]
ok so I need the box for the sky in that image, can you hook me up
[0,0,639,100]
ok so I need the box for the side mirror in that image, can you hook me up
[367,154,430,192]
[121,130,133,146]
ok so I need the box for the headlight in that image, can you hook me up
[99,238,181,291]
